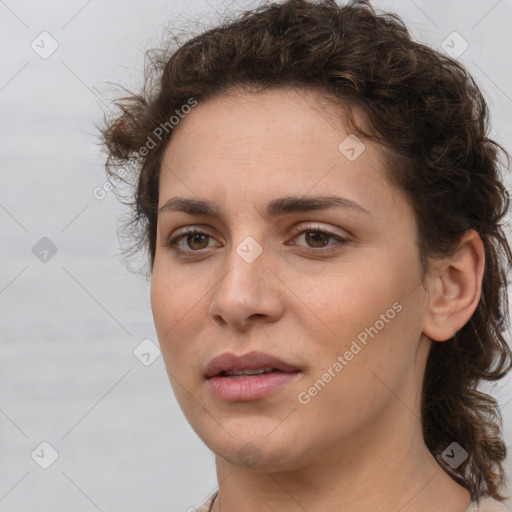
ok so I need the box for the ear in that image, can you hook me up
[422,230,485,342]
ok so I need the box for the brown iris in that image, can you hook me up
[304,231,330,248]
[186,233,209,250]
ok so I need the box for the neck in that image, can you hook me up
[211,399,471,512]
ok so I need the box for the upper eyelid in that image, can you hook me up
[169,223,347,239]
[289,223,348,238]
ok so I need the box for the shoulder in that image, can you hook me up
[478,496,510,511]
[196,490,218,512]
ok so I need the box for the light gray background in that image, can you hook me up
[1,0,511,511]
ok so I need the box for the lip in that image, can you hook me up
[205,350,301,402]
[205,350,300,378]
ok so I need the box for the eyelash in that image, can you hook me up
[166,224,349,257]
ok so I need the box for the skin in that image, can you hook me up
[150,87,485,512]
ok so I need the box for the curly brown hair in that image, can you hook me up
[101,0,512,502]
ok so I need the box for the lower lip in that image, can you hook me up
[207,371,300,402]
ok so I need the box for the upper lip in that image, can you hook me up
[204,350,300,378]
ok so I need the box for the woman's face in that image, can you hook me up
[151,87,432,470]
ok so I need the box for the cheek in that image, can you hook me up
[150,267,209,371]
[150,273,174,333]
[151,261,196,328]
[293,264,393,337]
[294,258,419,378]
[296,299,419,436]
[150,273,186,359]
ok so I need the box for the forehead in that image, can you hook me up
[158,87,408,221]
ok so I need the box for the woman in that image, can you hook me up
[101,1,512,510]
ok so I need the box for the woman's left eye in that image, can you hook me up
[288,226,349,252]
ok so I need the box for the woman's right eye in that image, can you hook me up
[166,228,220,255]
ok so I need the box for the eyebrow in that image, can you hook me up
[158,195,371,218]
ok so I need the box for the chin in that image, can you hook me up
[203,424,307,472]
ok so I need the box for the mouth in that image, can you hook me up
[205,350,300,379]
[218,368,286,378]
[204,351,302,402]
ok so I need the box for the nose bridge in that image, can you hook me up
[220,212,267,280]
[208,233,284,328]
[219,234,266,301]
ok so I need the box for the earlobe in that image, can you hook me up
[422,230,485,342]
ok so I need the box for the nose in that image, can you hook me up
[208,242,285,331]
